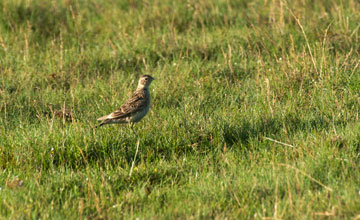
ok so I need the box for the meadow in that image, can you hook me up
[0,0,360,219]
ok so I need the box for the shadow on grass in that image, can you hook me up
[0,2,73,40]
[24,113,350,171]
[222,114,348,147]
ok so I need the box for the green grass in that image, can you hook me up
[1,0,360,219]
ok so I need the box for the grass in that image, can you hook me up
[0,0,360,219]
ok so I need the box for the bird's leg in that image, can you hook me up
[129,122,135,135]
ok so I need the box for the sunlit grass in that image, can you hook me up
[0,0,360,219]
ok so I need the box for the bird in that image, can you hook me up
[96,75,155,128]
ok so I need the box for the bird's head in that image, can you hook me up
[137,75,155,89]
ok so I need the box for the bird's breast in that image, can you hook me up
[131,104,150,122]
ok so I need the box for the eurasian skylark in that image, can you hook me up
[96,75,155,127]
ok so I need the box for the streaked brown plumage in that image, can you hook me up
[96,75,155,127]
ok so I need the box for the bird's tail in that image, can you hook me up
[97,115,108,121]
[96,115,109,128]
[95,122,105,128]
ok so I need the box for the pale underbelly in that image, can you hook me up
[130,104,150,122]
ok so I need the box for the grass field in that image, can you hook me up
[1,0,360,219]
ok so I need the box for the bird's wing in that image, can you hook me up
[98,90,148,121]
